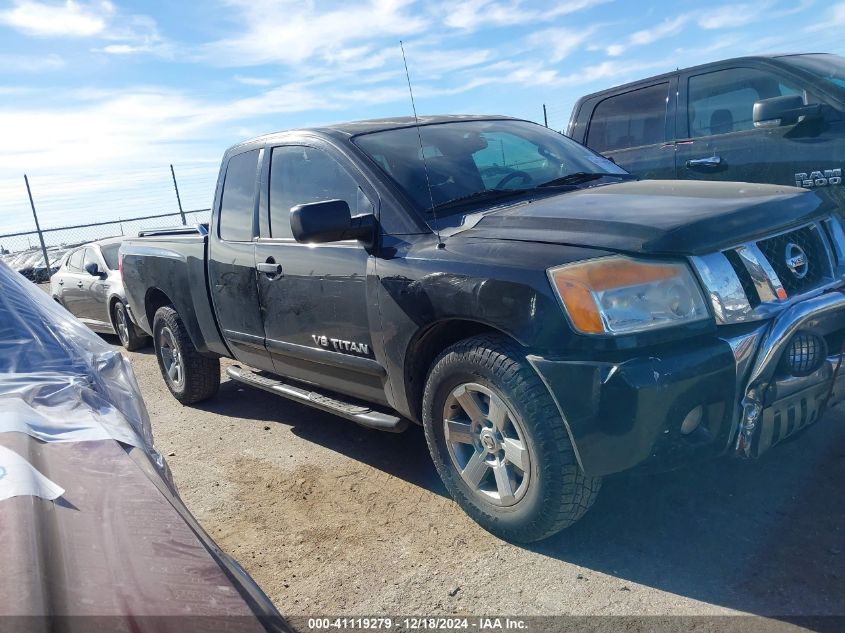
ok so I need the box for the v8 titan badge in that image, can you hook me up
[795,168,843,188]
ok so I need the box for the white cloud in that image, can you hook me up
[204,0,429,67]
[697,3,768,30]
[0,53,65,72]
[807,1,845,30]
[606,14,690,56]
[442,0,610,31]
[1,1,169,57]
[526,27,595,62]
[605,1,816,56]
[234,76,275,87]
[0,0,113,37]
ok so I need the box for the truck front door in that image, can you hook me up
[675,64,838,194]
[253,142,387,404]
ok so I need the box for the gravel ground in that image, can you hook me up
[118,338,845,621]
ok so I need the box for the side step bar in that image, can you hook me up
[226,365,409,433]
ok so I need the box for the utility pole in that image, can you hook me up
[24,174,51,276]
[543,104,548,128]
[170,164,186,225]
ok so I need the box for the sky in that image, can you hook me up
[1,0,845,235]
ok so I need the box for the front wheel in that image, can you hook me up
[153,305,220,404]
[422,334,601,543]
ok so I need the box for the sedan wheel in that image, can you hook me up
[115,303,130,347]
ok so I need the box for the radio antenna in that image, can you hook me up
[400,40,443,248]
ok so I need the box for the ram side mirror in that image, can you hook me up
[753,95,821,128]
[84,262,101,277]
[290,199,375,245]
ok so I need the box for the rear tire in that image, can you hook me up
[153,305,219,404]
[422,334,601,543]
[113,300,148,351]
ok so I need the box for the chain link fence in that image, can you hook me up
[0,208,210,282]
[0,161,218,282]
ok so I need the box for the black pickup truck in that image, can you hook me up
[566,53,844,212]
[121,115,845,543]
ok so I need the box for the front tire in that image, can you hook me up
[113,300,148,351]
[422,334,601,543]
[153,305,220,404]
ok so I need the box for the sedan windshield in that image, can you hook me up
[781,53,845,93]
[352,119,631,221]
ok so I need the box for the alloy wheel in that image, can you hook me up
[442,382,531,507]
[159,326,184,387]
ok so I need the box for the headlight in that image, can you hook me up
[547,256,710,335]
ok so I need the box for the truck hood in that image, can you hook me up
[453,180,829,256]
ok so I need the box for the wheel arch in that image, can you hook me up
[403,318,527,425]
[144,287,173,331]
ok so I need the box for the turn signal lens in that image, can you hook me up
[548,256,709,335]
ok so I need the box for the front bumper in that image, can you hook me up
[529,289,845,478]
[730,289,845,458]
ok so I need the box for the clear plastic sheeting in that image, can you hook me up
[0,259,169,483]
[0,444,64,501]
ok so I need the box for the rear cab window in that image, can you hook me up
[586,83,670,153]
[218,149,260,242]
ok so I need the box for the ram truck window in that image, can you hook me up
[121,115,845,543]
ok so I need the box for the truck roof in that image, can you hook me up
[575,53,831,102]
[229,114,524,154]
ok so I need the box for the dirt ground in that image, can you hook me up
[120,339,845,620]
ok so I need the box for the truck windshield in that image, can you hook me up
[781,54,845,93]
[352,119,631,222]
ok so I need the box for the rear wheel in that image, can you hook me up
[422,334,601,543]
[153,305,220,404]
[113,300,148,351]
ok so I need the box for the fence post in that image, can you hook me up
[24,174,52,276]
[170,164,186,225]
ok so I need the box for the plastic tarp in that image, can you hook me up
[0,258,166,477]
[0,260,289,629]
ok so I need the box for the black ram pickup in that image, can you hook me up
[121,115,845,543]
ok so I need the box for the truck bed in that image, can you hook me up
[121,232,228,357]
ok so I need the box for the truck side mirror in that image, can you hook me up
[84,262,101,277]
[290,199,375,245]
[753,95,821,128]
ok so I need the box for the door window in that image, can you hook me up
[586,83,669,153]
[687,67,803,138]
[67,248,84,271]
[268,146,365,239]
[82,248,100,273]
[218,149,260,242]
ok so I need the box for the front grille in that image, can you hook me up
[723,222,835,304]
[756,226,830,296]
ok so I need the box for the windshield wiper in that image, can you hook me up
[432,188,533,212]
[537,172,634,188]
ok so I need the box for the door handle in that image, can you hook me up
[76,281,84,288]
[58,280,64,286]
[256,258,283,279]
[686,155,723,168]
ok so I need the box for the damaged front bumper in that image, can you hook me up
[528,289,845,478]
[730,289,845,458]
